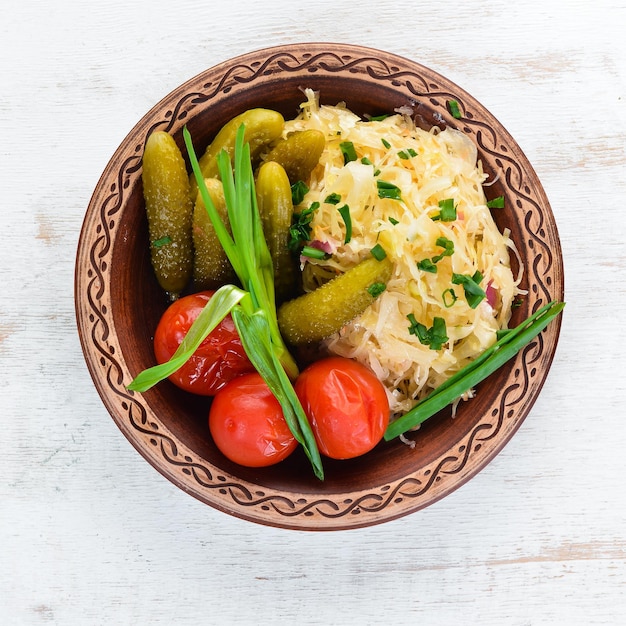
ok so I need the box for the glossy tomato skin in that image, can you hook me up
[153,291,254,396]
[209,373,298,467]
[295,356,389,460]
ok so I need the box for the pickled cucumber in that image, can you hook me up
[277,256,393,345]
[192,178,236,290]
[256,161,298,303]
[261,129,326,184]
[142,131,194,298]
[189,108,284,201]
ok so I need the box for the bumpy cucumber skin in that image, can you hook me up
[192,178,236,290]
[189,108,284,201]
[142,131,194,298]
[278,256,393,345]
[261,129,326,184]
[256,161,298,304]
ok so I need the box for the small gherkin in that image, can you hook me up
[142,131,194,299]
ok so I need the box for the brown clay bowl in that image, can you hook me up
[75,43,564,530]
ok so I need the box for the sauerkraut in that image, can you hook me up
[284,89,523,417]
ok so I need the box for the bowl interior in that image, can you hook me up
[78,44,563,529]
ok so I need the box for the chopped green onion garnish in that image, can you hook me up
[370,243,387,260]
[337,204,352,244]
[377,180,402,200]
[369,114,390,121]
[324,192,342,205]
[381,138,391,149]
[442,288,458,308]
[361,157,373,165]
[417,258,438,273]
[452,272,486,309]
[448,100,462,119]
[431,236,455,263]
[438,198,457,221]
[385,301,565,440]
[291,180,309,205]
[407,315,448,351]
[301,245,329,260]
[418,236,455,272]
[429,317,448,350]
[406,313,421,335]
[288,202,319,252]
[398,148,417,160]
[487,195,505,209]
[152,235,172,248]
[388,216,399,225]
[340,141,357,164]
[367,282,387,298]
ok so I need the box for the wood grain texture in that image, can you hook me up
[1,0,625,624]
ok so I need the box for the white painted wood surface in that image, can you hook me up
[2,0,625,623]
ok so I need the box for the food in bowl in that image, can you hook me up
[128,88,563,480]
[76,44,565,528]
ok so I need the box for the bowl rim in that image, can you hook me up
[75,42,564,530]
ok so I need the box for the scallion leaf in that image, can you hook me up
[487,195,505,209]
[385,301,565,440]
[448,100,462,119]
[337,204,352,244]
[288,202,319,252]
[324,192,342,205]
[407,314,448,350]
[367,282,387,298]
[291,180,309,205]
[232,307,324,480]
[442,288,458,308]
[407,313,426,339]
[151,235,172,248]
[418,236,455,272]
[370,243,387,260]
[429,317,448,350]
[381,138,391,149]
[377,180,402,200]
[452,272,486,309]
[340,141,357,164]
[301,245,329,260]
[127,284,248,392]
[437,198,457,221]
[432,236,455,263]
[417,258,438,273]
[398,148,417,160]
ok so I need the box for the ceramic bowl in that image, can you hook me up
[75,43,564,530]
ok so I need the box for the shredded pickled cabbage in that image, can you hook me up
[284,89,523,416]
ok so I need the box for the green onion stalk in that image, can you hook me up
[187,125,298,381]
[384,300,565,440]
[128,125,323,480]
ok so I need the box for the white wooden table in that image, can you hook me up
[2,0,625,624]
